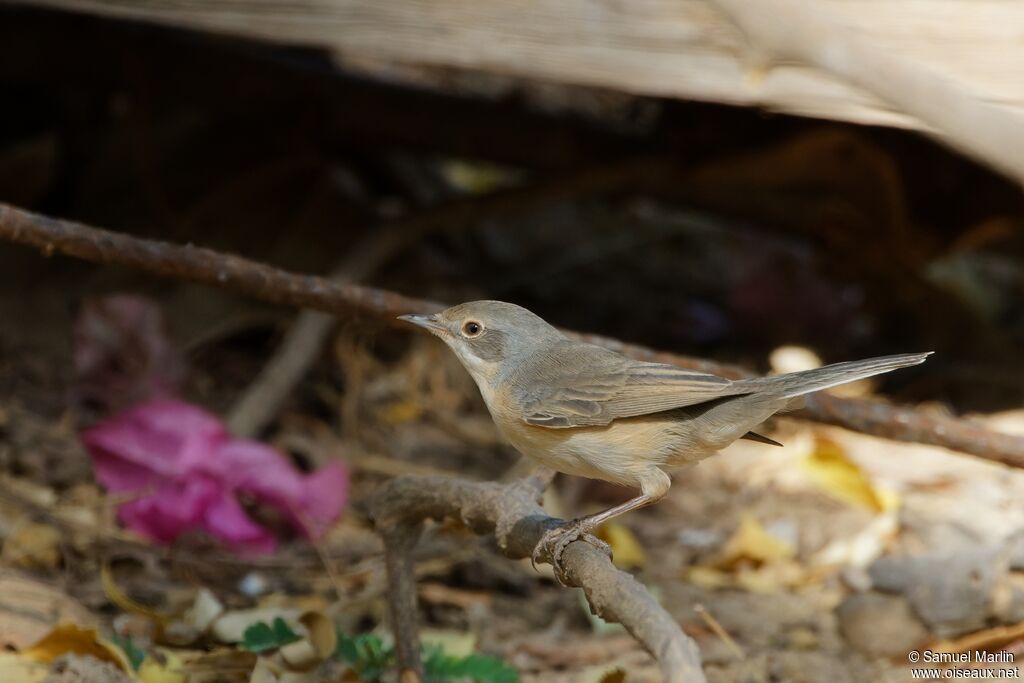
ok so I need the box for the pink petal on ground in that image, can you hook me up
[117,477,221,543]
[202,490,278,554]
[217,440,348,539]
[294,462,349,538]
[82,399,226,490]
[82,399,346,553]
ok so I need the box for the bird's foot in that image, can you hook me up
[531,518,612,585]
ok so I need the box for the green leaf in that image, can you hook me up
[241,618,302,653]
[334,633,395,681]
[110,633,145,671]
[423,647,519,683]
[332,631,517,683]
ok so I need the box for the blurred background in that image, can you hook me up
[1,3,1024,682]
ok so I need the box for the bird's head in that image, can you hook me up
[399,300,563,381]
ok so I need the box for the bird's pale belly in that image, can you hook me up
[495,412,717,487]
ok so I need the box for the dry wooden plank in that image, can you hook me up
[19,0,1024,133]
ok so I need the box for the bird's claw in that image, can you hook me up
[531,519,612,585]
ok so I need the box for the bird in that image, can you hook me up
[399,300,930,580]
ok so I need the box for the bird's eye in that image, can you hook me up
[461,320,483,337]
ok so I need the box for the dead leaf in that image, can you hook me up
[813,511,898,568]
[22,623,132,673]
[715,515,795,569]
[418,582,492,609]
[181,649,257,683]
[0,573,97,649]
[279,612,337,671]
[186,588,225,634]
[596,522,647,570]
[801,438,897,513]
[138,648,188,683]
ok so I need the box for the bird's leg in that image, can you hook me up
[533,469,670,584]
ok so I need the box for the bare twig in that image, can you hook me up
[2,202,1023,466]
[369,474,706,683]
[713,0,1024,186]
[381,520,425,679]
[226,158,672,436]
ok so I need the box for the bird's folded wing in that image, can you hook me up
[511,342,750,428]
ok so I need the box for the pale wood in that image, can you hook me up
[19,0,1024,133]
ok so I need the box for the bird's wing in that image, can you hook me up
[510,342,751,428]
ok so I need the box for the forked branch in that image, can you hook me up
[369,474,706,682]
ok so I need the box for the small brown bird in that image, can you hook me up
[400,301,929,577]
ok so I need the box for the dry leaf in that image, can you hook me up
[279,612,337,671]
[684,566,735,590]
[0,573,97,649]
[733,561,809,593]
[181,649,257,683]
[139,649,187,683]
[715,515,795,568]
[22,623,132,673]
[813,511,898,568]
[801,438,897,512]
[186,588,225,634]
[596,522,647,570]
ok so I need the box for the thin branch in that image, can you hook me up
[369,474,706,683]
[712,0,1024,186]
[2,202,1023,466]
[381,519,425,679]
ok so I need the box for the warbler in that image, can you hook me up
[400,301,929,577]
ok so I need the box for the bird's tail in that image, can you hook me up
[740,352,932,399]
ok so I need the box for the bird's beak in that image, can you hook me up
[398,313,446,334]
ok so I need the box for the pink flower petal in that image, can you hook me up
[203,491,278,554]
[117,477,221,543]
[82,400,225,489]
[81,399,347,554]
[219,440,349,539]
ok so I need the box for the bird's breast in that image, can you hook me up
[495,411,706,486]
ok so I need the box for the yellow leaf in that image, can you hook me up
[684,566,734,590]
[801,438,897,512]
[716,515,794,569]
[22,623,132,673]
[139,649,187,683]
[596,522,647,570]
[733,561,808,593]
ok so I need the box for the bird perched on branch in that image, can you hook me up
[400,301,930,581]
